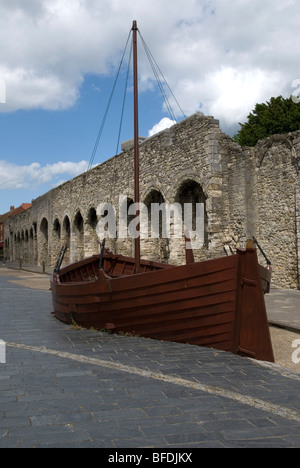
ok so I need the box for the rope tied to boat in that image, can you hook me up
[252,236,272,266]
[53,245,67,273]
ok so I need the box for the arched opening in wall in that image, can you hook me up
[24,229,29,264]
[62,217,70,245]
[12,233,16,262]
[52,219,61,263]
[29,227,34,264]
[9,231,13,261]
[126,197,135,227]
[86,207,99,257]
[40,218,49,266]
[4,238,9,261]
[16,232,21,261]
[175,180,207,260]
[143,190,170,262]
[53,219,61,238]
[116,197,135,256]
[20,231,25,263]
[61,216,71,264]
[87,207,97,230]
[73,211,84,262]
[32,222,38,264]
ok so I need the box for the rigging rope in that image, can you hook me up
[87,25,186,171]
[138,30,187,121]
[68,23,186,256]
[109,37,133,203]
[115,37,133,156]
[86,29,132,172]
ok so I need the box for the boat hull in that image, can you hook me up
[50,248,274,362]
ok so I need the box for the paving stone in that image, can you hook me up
[0,267,300,448]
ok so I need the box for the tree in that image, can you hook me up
[233,96,300,146]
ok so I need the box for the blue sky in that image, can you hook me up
[0,74,173,208]
[0,69,180,208]
[1,0,300,214]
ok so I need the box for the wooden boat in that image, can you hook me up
[50,21,274,363]
[51,243,274,362]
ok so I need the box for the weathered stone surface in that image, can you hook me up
[4,113,300,289]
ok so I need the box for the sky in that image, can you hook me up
[1,0,300,214]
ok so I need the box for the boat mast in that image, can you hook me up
[132,20,141,272]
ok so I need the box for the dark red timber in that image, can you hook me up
[51,244,274,362]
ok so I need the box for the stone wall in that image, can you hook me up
[254,133,300,288]
[4,113,300,289]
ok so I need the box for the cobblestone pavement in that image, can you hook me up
[266,288,300,333]
[0,266,300,448]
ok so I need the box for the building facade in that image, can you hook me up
[4,113,300,289]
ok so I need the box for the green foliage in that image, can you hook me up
[233,96,300,146]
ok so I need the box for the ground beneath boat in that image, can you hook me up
[1,266,300,372]
[0,265,300,448]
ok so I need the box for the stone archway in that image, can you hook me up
[170,179,207,264]
[115,196,135,256]
[24,229,29,263]
[39,218,49,266]
[52,218,61,265]
[72,211,84,262]
[85,207,99,257]
[29,227,34,264]
[176,180,207,240]
[142,189,170,262]
[61,216,71,265]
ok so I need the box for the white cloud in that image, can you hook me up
[0,160,88,190]
[178,67,285,131]
[0,0,299,133]
[0,66,81,111]
[148,118,176,137]
[0,79,5,104]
